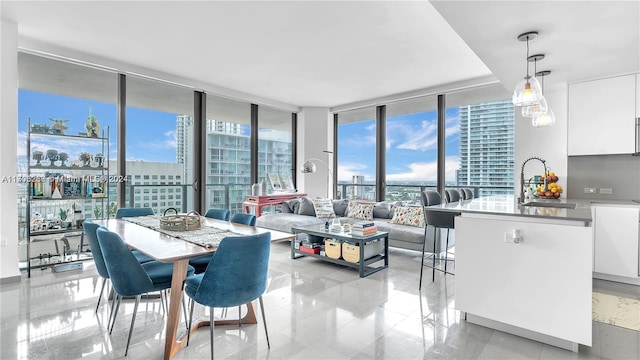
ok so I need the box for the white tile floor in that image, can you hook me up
[1,242,639,359]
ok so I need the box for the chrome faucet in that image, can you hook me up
[519,156,546,204]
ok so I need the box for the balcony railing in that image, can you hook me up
[337,183,513,204]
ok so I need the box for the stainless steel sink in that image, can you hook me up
[520,201,577,209]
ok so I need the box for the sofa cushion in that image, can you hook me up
[312,198,335,219]
[298,196,316,216]
[332,199,349,217]
[389,205,425,228]
[256,213,324,233]
[345,202,374,221]
[374,218,427,245]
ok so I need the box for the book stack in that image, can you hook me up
[351,221,377,236]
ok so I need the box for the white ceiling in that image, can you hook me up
[431,0,640,93]
[2,1,638,110]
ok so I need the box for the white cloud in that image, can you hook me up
[387,114,460,153]
[395,120,438,151]
[337,162,373,182]
[386,156,460,182]
[145,130,177,150]
[164,130,177,148]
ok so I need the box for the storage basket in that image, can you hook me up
[159,208,203,231]
[324,239,342,259]
[342,240,384,263]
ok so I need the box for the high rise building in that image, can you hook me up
[457,99,515,196]
[107,160,185,216]
[205,119,292,213]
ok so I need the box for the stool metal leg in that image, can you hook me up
[432,226,437,282]
[419,224,428,290]
[444,229,450,273]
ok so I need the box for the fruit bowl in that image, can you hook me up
[533,170,563,198]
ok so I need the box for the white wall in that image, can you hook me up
[0,19,22,282]
[297,107,333,198]
[514,85,569,198]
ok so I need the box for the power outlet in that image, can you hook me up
[584,187,596,194]
[599,188,614,195]
[0,237,7,247]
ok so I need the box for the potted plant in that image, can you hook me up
[59,207,71,228]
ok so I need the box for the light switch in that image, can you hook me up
[599,188,613,195]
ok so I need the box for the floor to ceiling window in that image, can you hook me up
[17,52,117,269]
[336,84,514,203]
[385,95,439,204]
[205,95,251,214]
[258,106,293,197]
[446,84,515,197]
[125,76,194,214]
[337,107,377,200]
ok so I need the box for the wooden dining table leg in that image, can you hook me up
[165,259,189,360]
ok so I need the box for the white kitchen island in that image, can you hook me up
[429,195,593,352]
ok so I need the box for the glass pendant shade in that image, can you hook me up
[532,108,556,127]
[522,95,548,117]
[512,76,543,106]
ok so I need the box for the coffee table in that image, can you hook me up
[291,224,389,277]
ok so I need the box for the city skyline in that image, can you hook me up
[18,89,507,185]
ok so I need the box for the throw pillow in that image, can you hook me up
[373,202,391,219]
[332,199,349,217]
[389,201,406,218]
[283,198,301,213]
[345,201,375,221]
[389,205,425,228]
[312,198,336,219]
[298,196,316,216]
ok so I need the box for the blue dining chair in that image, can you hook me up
[230,212,256,226]
[96,226,195,356]
[115,207,154,219]
[185,232,271,359]
[114,207,156,263]
[82,220,110,314]
[204,208,230,221]
[83,219,155,329]
[188,208,231,273]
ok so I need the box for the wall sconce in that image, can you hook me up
[512,31,543,107]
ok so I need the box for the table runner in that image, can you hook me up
[122,215,240,248]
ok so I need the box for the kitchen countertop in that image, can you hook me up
[427,194,593,224]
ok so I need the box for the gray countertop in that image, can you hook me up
[427,195,593,224]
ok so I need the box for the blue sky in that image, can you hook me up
[337,108,460,182]
[18,90,179,163]
[19,89,461,182]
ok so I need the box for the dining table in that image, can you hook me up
[95,216,295,360]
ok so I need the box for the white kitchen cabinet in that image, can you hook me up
[456,214,592,349]
[568,74,637,155]
[593,205,639,279]
[637,73,640,118]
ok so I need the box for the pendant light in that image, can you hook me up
[532,70,556,127]
[512,31,543,107]
[522,54,548,117]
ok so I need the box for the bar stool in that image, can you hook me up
[419,190,440,289]
[422,210,459,286]
[445,189,461,203]
[460,188,474,200]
